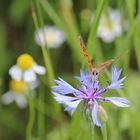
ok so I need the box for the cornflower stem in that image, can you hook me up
[101,123,107,140]
[26,89,35,140]
[90,123,94,140]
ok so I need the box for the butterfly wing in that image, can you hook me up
[79,37,93,70]
[95,59,115,74]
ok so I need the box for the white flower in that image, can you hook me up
[9,53,46,82]
[1,80,38,108]
[35,25,65,48]
[97,8,122,42]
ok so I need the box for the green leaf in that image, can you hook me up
[39,0,83,62]
[69,103,82,140]
[0,21,9,76]
[87,0,106,58]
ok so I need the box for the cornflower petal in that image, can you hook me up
[112,66,122,82]
[75,69,91,86]
[108,66,126,89]
[64,106,78,115]
[63,99,82,114]
[80,69,85,77]
[95,88,108,96]
[105,97,130,107]
[108,76,126,89]
[53,78,78,94]
[53,91,82,113]
[92,100,101,127]
[52,92,79,103]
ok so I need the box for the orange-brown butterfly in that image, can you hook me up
[79,36,127,79]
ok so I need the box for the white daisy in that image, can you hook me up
[1,80,38,108]
[35,25,65,48]
[9,53,46,82]
[97,8,122,42]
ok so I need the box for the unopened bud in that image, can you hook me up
[98,105,108,123]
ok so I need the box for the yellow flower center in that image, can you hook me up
[17,54,34,70]
[46,32,57,44]
[10,80,26,93]
[102,19,113,29]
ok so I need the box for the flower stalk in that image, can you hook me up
[26,89,35,140]
[101,123,107,140]
[31,0,55,86]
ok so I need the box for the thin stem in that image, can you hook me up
[31,0,61,118]
[39,0,83,63]
[87,0,105,58]
[39,0,66,29]
[26,90,35,140]
[90,123,94,140]
[42,47,55,86]
[31,0,55,86]
[101,123,107,140]
[37,86,45,139]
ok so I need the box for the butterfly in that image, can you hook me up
[79,36,127,79]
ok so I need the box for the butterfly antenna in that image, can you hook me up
[96,50,129,74]
[114,50,129,61]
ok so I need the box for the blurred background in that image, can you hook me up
[0,0,140,140]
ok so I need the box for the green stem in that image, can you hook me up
[42,47,55,86]
[87,0,105,58]
[90,123,94,140]
[31,0,61,117]
[31,0,55,86]
[39,0,66,29]
[101,123,107,140]
[26,90,35,140]
[37,86,45,139]
[39,0,83,63]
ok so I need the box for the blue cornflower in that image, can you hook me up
[52,66,130,127]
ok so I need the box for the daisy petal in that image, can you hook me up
[23,70,36,82]
[14,94,27,108]
[29,80,39,90]
[35,29,46,47]
[33,64,46,75]
[35,26,65,48]
[1,91,14,104]
[106,97,130,107]
[9,65,22,81]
